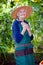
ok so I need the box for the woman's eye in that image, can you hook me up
[19,11,22,13]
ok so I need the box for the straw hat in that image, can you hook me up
[11,6,32,19]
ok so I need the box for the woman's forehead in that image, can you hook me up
[19,8,26,12]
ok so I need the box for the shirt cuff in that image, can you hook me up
[30,34,33,40]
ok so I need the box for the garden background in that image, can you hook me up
[0,0,43,65]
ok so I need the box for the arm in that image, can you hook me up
[12,21,24,43]
[21,22,27,35]
[29,34,33,40]
[24,20,33,40]
[27,25,33,40]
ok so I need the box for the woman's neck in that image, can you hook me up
[16,18,24,22]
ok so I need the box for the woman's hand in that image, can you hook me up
[21,22,32,36]
[21,22,27,35]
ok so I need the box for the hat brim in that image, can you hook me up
[11,6,32,19]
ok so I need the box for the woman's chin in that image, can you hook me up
[21,16,26,19]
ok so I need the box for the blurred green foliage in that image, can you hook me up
[0,0,43,57]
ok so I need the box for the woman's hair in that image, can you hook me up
[16,13,19,20]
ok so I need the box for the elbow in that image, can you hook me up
[15,39,21,43]
[30,34,33,40]
[15,35,23,43]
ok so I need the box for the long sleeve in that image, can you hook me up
[30,34,33,40]
[12,20,24,43]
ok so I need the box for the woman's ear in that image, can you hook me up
[16,12,19,19]
[17,12,19,17]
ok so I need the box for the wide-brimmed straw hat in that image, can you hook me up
[11,6,32,19]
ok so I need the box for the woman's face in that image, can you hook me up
[17,9,27,19]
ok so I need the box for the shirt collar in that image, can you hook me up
[15,19,25,23]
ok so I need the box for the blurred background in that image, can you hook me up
[0,0,43,65]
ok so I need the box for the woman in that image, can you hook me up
[11,6,35,65]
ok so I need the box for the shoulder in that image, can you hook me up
[12,19,19,30]
[12,19,19,27]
